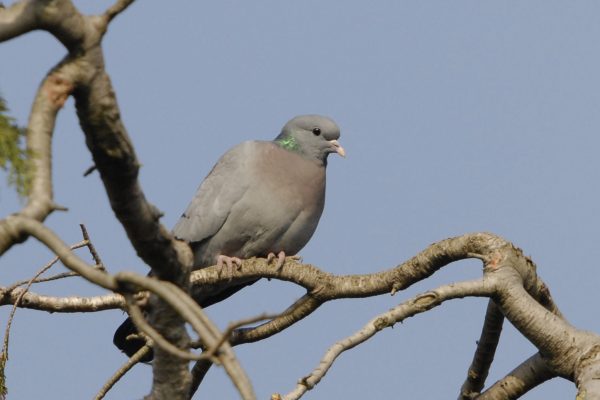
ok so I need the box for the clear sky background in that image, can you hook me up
[1,1,599,399]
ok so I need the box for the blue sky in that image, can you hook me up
[2,1,600,398]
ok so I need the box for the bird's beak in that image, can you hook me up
[329,139,346,157]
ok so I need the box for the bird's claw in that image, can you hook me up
[217,255,243,280]
[267,251,302,271]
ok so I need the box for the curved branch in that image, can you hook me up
[493,270,586,378]
[188,295,322,399]
[191,233,509,301]
[478,353,555,399]
[1,2,194,398]
[3,216,117,290]
[0,0,88,51]
[230,294,322,345]
[0,0,37,42]
[126,298,201,361]
[280,279,494,400]
[115,272,256,400]
[0,57,84,254]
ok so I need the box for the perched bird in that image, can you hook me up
[113,115,344,360]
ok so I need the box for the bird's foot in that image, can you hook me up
[133,291,150,308]
[267,251,302,271]
[217,255,243,280]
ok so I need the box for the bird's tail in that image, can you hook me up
[113,317,153,362]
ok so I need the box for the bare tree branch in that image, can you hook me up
[7,271,79,288]
[2,252,66,377]
[186,312,279,397]
[3,240,87,292]
[0,58,84,254]
[0,288,124,312]
[1,3,195,396]
[115,272,256,400]
[0,0,37,42]
[190,233,502,300]
[95,343,152,400]
[4,224,102,291]
[230,294,322,345]
[189,359,213,399]
[0,232,116,315]
[458,300,505,399]
[203,313,277,360]
[280,279,494,400]
[478,353,555,399]
[102,0,136,26]
[125,297,202,361]
[5,216,117,290]
[79,224,106,270]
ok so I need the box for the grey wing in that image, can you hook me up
[172,141,256,243]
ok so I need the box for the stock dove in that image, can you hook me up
[114,115,344,360]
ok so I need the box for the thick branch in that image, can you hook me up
[575,345,600,400]
[0,0,90,51]
[0,0,37,42]
[72,45,192,281]
[70,43,195,398]
[478,353,555,399]
[1,2,193,399]
[191,233,507,300]
[493,269,593,379]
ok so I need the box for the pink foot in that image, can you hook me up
[267,251,302,271]
[217,255,242,279]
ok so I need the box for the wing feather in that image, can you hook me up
[172,141,257,243]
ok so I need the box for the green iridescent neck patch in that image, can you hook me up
[276,135,299,152]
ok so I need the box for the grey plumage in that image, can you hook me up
[113,115,344,359]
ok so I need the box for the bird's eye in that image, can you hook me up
[312,127,321,136]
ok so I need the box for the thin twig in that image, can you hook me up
[5,225,105,291]
[83,165,96,177]
[8,271,79,287]
[8,217,117,290]
[1,252,68,372]
[1,229,111,365]
[79,224,106,271]
[4,241,87,292]
[104,0,136,23]
[94,344,152,400]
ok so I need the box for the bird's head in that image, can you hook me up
[275,115,345,164]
